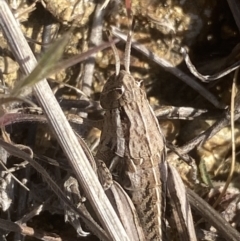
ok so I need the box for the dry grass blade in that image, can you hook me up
[181,47,240,82]
[10,34,118,98]
[167,165,197,241]
[0,138,109,240]
[11,33,70,96]
[167,87,240,162]
[107,182,146,241]
[227,0,240,31]
[187,188,240,241]
[53,40,118,74]
[0,1,129,241]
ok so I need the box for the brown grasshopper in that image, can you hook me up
[98,69,167,240]
[96,25,197,240]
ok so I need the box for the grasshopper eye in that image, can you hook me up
[112,86,125,99]
[100,85,125,109]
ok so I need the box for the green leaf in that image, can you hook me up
[11,33,71,96]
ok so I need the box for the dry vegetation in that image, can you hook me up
[0,0,240,240]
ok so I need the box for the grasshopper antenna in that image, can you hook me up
[107,30,120,76]
[124,0,133,73]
